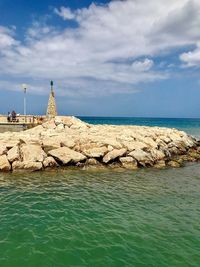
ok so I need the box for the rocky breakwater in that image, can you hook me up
[0,116,199,172]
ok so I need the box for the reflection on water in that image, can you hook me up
[0,165,200,267]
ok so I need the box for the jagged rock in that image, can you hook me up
[188,149,200,160]
[7,146,20,163]
[150,149,165,161]
[19,137,41,146]
[93,137,122,149]
[154,160,166,169]
[103,148,127,163]
[0,145,7,156]
[12,161,43,171]
[56,124,65,131]
[6,140,20,150]
[129,149,153,166]
[55,116,88,128]
[167,161,181,168]
[42,138,61,153]
[108,145,114,152]
[158,135,171,144]
[83,146,108,158]
[42,120,56,129]
[119,156,138,169]
[119,156,135,163]
[61,139,75,148]
[0,155,11,171]
[21,144,47,162]
[143,137,158,149]
[168,146,180,155]
[121,141,148,152]
[25,125,44,134]
[43,156,59,168]
[48,147,86,164]
[86,158,100,165]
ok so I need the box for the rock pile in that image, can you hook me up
[0,116,199,172]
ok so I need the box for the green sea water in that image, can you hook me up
[0,164,200,267]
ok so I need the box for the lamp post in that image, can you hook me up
[22,84,27,122]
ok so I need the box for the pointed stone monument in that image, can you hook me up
[46,80,57,118]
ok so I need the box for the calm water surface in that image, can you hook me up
[0,165,200,267]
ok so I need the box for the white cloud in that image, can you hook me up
[54,7,75,20]
[131,59,154,72]
[1,0,200,97]
[180,44,200,67]
[0,26,18,48]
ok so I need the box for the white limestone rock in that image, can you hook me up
[7,146,20,163]
[43,156,59,168]
[83,146,108,158]
[61,139,75,149]
[119,156,138,169]
[0,155,11,171]
[103,148,127,163]
[48,147,86,165]
[129,149,153,166]
[21,144,47,162]
[42,138,61,153]
[0,145,7,156]
[12,161,43,171]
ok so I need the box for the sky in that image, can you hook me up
[0,0,200,118]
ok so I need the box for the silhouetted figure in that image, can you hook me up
[11,110,16,122]
[7,112,11,122]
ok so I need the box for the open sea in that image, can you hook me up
[1,117,200,267]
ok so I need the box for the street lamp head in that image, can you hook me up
[22,83,27,89]
[22,83,27,93]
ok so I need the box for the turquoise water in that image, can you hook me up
[79,117,200,137]
[1,117,200,266]
[0,166,200,267]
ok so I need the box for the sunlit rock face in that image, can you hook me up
[0,116,199,172]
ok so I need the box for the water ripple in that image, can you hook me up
[0,164,200,266]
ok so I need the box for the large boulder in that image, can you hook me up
[119,156,138,169]
[42,120,56,129]
[154,160,166,169]
[19,137,41,146]
[25,125,44,134]
[0,155,11,171]
[42,138,61,153]
[7,146,20,163]
[61,139,75,149]
[83,146,108,158]
[86,158,101,166]
[43,156,59,168]
[48,147,86,164]
[103,148,127,163]
[150,148,165,161]
[6,140,20,150]
[12,161,43,171]
[21,144,47,162]
[0,145,7,156]
[129,149,153,166]
[55,116,89,129]
[120,141,148,152]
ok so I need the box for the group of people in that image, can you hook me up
[7,111,18,122]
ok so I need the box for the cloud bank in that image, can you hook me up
[0,0,200,97]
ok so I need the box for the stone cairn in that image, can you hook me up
[0,116,200,172]
[46,81,57,118]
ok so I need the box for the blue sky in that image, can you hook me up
[0,0,200,117]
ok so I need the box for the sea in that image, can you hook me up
[0,117,200,267]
